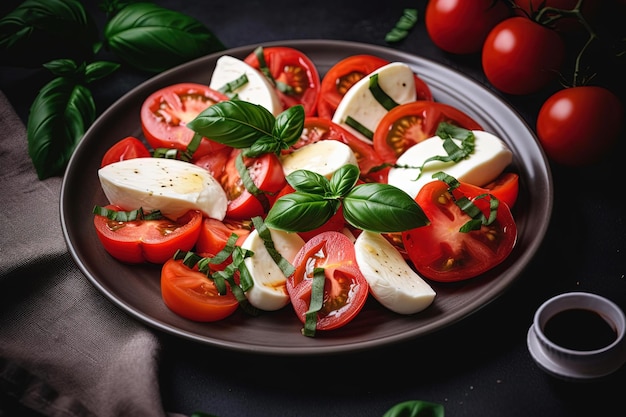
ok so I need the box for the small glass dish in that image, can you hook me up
[527,291,626,380]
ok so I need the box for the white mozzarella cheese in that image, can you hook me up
[98,157,227,220]
[331,62,417,143]
[387,130,513,199]
[354,231,435,315]
[280,140,358,178]
[242,228,305,311]
[209,55,283,116]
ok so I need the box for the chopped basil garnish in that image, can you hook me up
[302,267,325,337]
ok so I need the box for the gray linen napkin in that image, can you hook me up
[0,90,175,417]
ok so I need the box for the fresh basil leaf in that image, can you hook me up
[382,400,444,417]
[187,100,276,149]
[103,2,225,73]
[0,0,98,67]
[84,60,121,83]
[286,170,332,195]
[27,76,95,179]
[243,136,281,158]
[265,193,339,232]
[329,164,360,196]
[343,183,429,233]
[385,8,418,44]
[272,105,305,149]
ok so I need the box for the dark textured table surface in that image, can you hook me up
[2,1,625,416]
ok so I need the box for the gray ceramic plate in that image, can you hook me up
[61,40,553,356]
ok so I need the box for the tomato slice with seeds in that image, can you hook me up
[457,172,520,210]
[93,205,202,264]
[140,83,229,159]
[221,149,286,220]
[195,217,251,270]
[161,258,239,322]
[244,46,321,116]
[402,180,517,282]
[317,54,433,119]
[287,231,369,331]
[373,101,482,164]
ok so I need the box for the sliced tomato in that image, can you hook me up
[193,145,233,180]
[373,101,483,164]
[317,54,434,119]
[287,231,369,331]
[244,46,321,116]
[291,117,388,183]
[140,83,230,159]
[275,184,346,241]
[195,217,252,270]
[457,172,520,209]
[221,149,286,220]
[161,258,239,322]
[402,180,517,282]
[100,136,151,167]
[93,205,202,264]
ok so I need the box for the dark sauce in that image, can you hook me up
[543,308,618,351]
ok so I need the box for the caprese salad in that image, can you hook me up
[92,46,519,337]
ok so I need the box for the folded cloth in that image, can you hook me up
[0,90,177,417]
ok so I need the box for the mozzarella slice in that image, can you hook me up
[387,130,513,199]
[98,157,227,220]
[332,62,417,143]
[209,55,283,116]
[242,228,305,311]
[280,140,358,178]
[355,231,435,315]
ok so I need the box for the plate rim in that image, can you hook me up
[60,39,553,356]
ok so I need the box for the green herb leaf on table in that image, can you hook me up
[103,2,225,73]
[385,8,418,44]
[0,0,98,68]
[27,76,96,179]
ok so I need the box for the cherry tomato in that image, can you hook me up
[296,117,388,183]
[482,17,565,95]
[287,231,369,331]
[221,149,286,220]
[402,180,517,282]
[275,184,346,241]
[100,136,151,167]
[373,101,483,164]
[160,258,239,322]
[425,0,511,54]
[458,172,520,210]
[140,83,229,158]
[317,54,433,119]
[93,205,202,264]
[244,46,321,116]
[195,217,251,270]
[536,86,624,166]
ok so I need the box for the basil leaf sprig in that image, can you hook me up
[102,2,225,73]
[186,100,305,158]
[265,164,430,234]
[0,0,99,68]
[28,59,120,179]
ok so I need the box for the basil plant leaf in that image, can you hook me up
[0,0,98,68]
[286,170,332,195]
[84,61,121,83]
[382,400,444,417]
[272,104,305,150]
[329,164,360,196]
[103,2,225,73]
[265,193,339,233]
[343,183,429,233]
[187,100,276,149]
[27,76,95,179]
